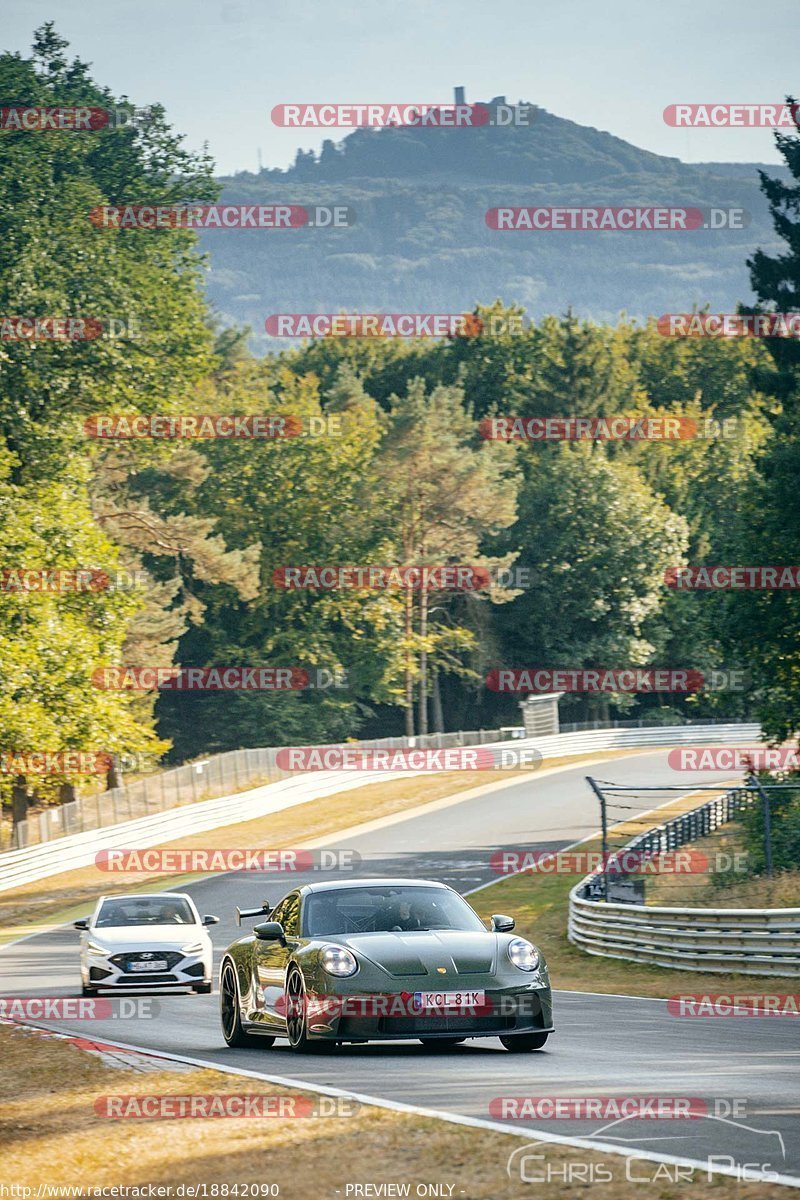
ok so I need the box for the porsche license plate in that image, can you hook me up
[413,989,485,1010]
[129,959,168,972]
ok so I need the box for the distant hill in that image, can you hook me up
[199,93,786,353]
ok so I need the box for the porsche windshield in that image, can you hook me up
[303,886,485,936]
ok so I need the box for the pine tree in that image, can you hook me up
[735,102,800,740]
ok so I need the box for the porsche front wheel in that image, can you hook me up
[220,961,268,1048]
[286,967,335,1053]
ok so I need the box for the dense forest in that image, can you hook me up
[1,27,799,807]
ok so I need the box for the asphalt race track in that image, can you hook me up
[2,749,799,1184]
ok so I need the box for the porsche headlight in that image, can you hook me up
[507,938,540,972]
[181,942,205,955]
[320,946,358,977]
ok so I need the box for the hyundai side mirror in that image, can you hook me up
[202,914,220,926]
[73,918,89,931]
[491,913,515,932]
[254,921,285,943]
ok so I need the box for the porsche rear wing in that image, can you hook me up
[235,902,272,926]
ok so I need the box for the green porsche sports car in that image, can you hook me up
[219,877,553,1052]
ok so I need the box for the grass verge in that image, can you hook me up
[645,821,800,909]
[0,1023,783,1199]
[471,787,797,996]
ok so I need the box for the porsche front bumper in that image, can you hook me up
[303,982,553,1042]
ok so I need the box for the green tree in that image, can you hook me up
[375,379,520,734]
[152,362,406,758]
[498,445,689,722]
[730,102,800,741]
[0,27,255,806]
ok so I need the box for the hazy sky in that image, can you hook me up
[5,0,795,175]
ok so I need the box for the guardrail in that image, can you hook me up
[0,722,761,894]
[568,783,800,978]
[559,716,757,733]
[9,719,758,852]
[6,727,522,852]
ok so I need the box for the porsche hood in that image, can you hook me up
[334,930,499,977]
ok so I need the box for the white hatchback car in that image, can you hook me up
[74,892,219,995]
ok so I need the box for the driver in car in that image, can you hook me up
[160,904,184,923]
[375,894,420,932]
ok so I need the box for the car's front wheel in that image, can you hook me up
[220,961,268,1047]
[500,1032,549,1052]
[285,967,335,1053]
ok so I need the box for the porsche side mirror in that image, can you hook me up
[491,913,515,933]
[254,921,285,943]
[73,918,89,931]
[202,914,220,926]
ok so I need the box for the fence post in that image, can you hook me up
[585,777,609,900]
[747,775,773,878]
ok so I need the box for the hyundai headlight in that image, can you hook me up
[507,938,540,972]
[86,940,112,956]
[320,945,358,977]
